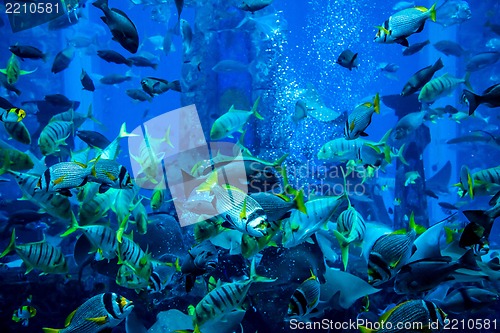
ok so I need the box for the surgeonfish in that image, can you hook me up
[0,229,68,275]
[42,293,133,333]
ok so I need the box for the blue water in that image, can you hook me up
[1,0,500,332]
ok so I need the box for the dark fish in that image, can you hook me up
[460,210,495,255]
[80,69,95,92]
[438,202,459,211]
[100,74,132,85]
[175,0,184,19]
[168,79,181,92]
[336,49,359,71]
[181,241,218,292]
[9,45,47,62]
[462,83,500,115]
[76,130,111,149]
[141,77,169,96]
[97,50,133,66]
[238,0,274,12]
[438,287,499,314]
[433,40,465,57]
[466,52,500,72]
[92,0,139,54]
[51,46,75,74]
[486,21,500,35]
[128,56,158,69]
[447,134,491,145]
[394,250,479,294]
[0,73,21,96]
[402,39,429,56]
[401,58,444,96]
[424,189,439,199]
[44,94,74,108]
[126,89,152,102]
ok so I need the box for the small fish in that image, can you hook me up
[0,229,68,275]
[0,108,26,123]
[181,241,218,292]
[419,73,471,104]
[141,77,170,96]
[117,234,152,281]
[88,158,134,193]
[287,270,320,318]
[336,49,359,71]
[462,83,500,115]
[0,54,37,85]
[405,171,421,186]
[196,171,269,237]
[374,4,437,47]
[401,58,444,96]
[35,162,89,197]
[466,52,500,72]
[402,39,430,56]
[9,45,47,62]
[51,46,75,74]
[92,0,139,53]
[150,188,165,210]
[433,40,465,57]
[100,74,132,85]
[76,130,111,149]
[126,89,152,102]
[379,63,399,73]
[128,56,158,69]
[368,229,416,285]
[80,69,95,92]
[12,295,36,326]
[210,97,263,140]
[3,121,31,145]
[344,93,380,140]
[97,50,133,66]
[238,0,274,13]
[359,300,447,333]
[42,293,133,333]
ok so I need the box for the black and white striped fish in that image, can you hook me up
[334,205,367,270]
[0,229,67,275]
[42,293,133,333]
[35,162,90,197]
[287,270,320,318]
[117,234,152,281]
[88,158,134,193]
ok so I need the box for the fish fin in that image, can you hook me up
[463,72,472,90]
[64,309,78,327]
[60,211,80,237]
[19,68,37,76]
[42,329,61,333]
[462,90,479,115]
[0,69,7,74]
[397,38,409,47]
[293,189,307,215]
[409,211,426,235]
[251,96,264,120]
[429,3,437,22]
[118,122,138,138]
[375,25,389,34]
[98,184,110,193]
[350,53,358,69]
[0,229,16,258]
[85,316,108,325]
[349,120,355,131]
[444,227,455,244]
[373,93,380,114]
[358,327,376,333]
[239,197,248,220]
[333,230,350,270]
[105,172,117,181]
[360,132,369,137]
[197,171,217,192]
[458,249,480,271]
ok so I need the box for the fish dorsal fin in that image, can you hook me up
[361,102,372,108]
[65,309,78,327]
[85,316,108,325]
[240,197,248,220]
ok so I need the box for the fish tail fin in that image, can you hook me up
[463,72,472,90]
[273,153,289,169]
[444,227,455,244]
[462,90,480,115]
[92,0,108,10]
[394,144,408,165]
[19,68,37,76]
[163,125,174,148]
[293,189,307,215]
[373,93,380,114]
[42,329,61,333]
[117,215,130,243]
[251,96,263,120]
[433,58,444,71]
[0,229,16,258]
[86,104,102,126]
[409,211,426,235]
[458,249,480,271]
[60,211,80,237]
[377,129,392,146]
[250,258,277,283]
[333,230,350,270]
[429,3,437,22]
[119,122,138,138]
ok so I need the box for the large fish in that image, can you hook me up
[374,4,437,47]
[418,73,470,104]
[462,83,500,115]
[42,293,133,333]
[35,162,90,196]
[92,0,139,54]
